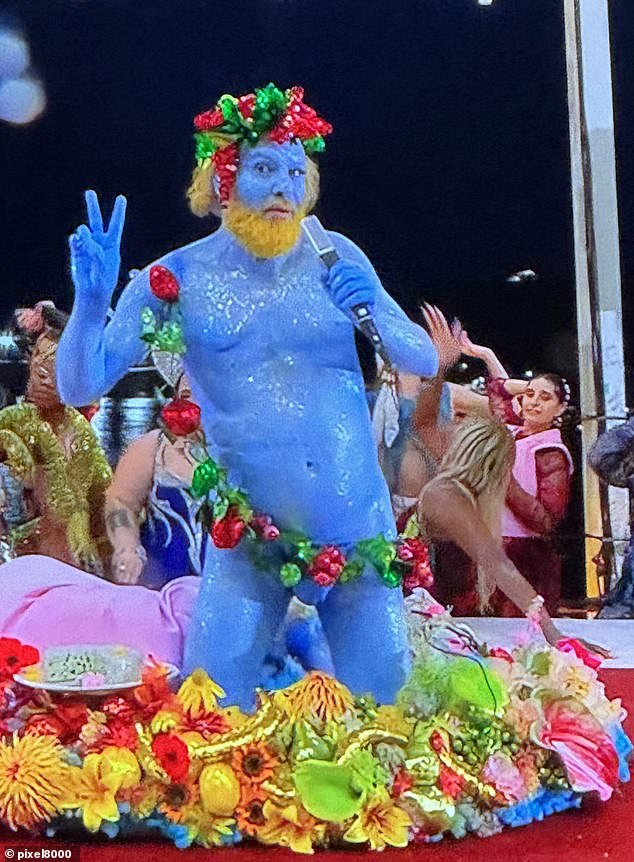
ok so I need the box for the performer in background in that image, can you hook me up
[106,367,206,588]
[460,331,573,616]
[418,415,606,656]
[57,84,439,709]
[0,302,111,572]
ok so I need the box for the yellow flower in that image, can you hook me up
[184,804,235,847]
[78,710,108,749]
[63,747,141,833]
[279,672,354,725]
[178,669,225,718]
[344,793,411,851]
[258,800,319,855]
[151,709,183,735]
[0,733,69,830]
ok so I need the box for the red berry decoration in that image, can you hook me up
[161,398,201,437]
[211,506,247,549]
[149,265,180,303]
[308,546,347,587]
[251,514,281,542]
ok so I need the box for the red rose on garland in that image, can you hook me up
[161,398,201,437]
[152,732,191,783]
[211,506,247,549]
[308,546,346,587]
[0,637,39,681]
[149,265,180,304]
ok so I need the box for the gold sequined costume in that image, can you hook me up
[0,402,112,572]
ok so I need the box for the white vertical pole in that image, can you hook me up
[563,0,629,598]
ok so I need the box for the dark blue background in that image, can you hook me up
[1,0,632,385]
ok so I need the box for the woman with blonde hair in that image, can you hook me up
[418,416,605,653]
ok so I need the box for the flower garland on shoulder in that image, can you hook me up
[141,265,432,594]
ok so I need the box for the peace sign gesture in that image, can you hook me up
[69,190,127,302]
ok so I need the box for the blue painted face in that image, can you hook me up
[234,139,307,215]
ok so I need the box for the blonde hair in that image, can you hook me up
[187,155,321,218]
[433,416,515,609]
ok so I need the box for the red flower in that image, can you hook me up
[54,700,90,742]
[489,647,514,663]
[429,730,446,754]
[24,713,66,739]
[79,404,99,423]
[101,695,135,723]
[403,560,434,594]
[211,506,246,549]
[237,94,256,118]
[438,766,465,799]
[161,398,201,437]
[308,546,346,587]
[93,719,139,753]
[194,109,224,130]
[152,733,190,783]
[391,769,414,798]
[212,143,240,204]
[397,538,429,562]
[556,638,603,671]
[251,515,280,542]
[186,711,230,739]
[149,265,180,303]
[536,699,619,801]
[0,638,39,681]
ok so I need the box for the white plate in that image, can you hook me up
[14,663,180,697]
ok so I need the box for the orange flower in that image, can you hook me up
[235,785,268,837]
[158,781,200,823]
[258,800,318,854]
[232,742,278,786]
[280,672,354,725]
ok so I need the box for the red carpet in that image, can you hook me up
[1,670,632,861]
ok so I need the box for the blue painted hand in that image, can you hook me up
[325,259,376,315]
[69,189,127,301]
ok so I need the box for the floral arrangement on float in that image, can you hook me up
[0,605,629,852]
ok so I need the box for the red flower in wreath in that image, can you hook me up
[152,732,191,783]
[0,638,39,681]
[212,142,240,205]
[194,108,224,131]
[149,265,181,303]
[94,719,139,753]
[308,546,346,587]
[211,506,247,549]
[161,398,201,437]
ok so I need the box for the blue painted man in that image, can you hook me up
[57,84,438,710]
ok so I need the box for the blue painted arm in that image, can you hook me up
[57,269,157,405]
[57,191,160,405]
[329,232,438,378]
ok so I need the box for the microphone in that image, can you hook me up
[301,215,392,369]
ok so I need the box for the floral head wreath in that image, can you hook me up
[193,83,333,204]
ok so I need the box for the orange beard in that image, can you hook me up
[223,201,305,258]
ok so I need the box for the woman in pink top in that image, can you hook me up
[461,332,573,615]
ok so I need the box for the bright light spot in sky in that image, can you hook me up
[0,77,46,124]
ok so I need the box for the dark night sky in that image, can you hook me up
[1,0,633,387]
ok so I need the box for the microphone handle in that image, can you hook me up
[318,249,392,369]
